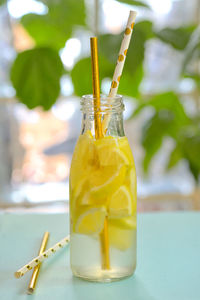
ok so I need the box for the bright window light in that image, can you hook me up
[7,0,48,18]
[60,75,74,97]
[103,0,130,33]
[60,38,81,70]
[52,100,77,121]
[150,0,172,15]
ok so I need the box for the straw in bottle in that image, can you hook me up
[102,10,137,133]
[90,37,110,270]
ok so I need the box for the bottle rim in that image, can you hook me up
[81,94,124,113]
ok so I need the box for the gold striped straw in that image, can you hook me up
[15,235,70,279]
[102,10,137,133]
[90,37,110,270]
[27,232,49,294]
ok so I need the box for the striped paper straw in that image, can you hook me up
[27,232,49,294]
[15,235,70,278]
[102,10,137,133]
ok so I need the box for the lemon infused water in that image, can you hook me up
[69,95,137,281]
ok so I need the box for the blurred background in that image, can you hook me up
[0,0,199,213]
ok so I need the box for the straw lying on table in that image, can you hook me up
[102,10,137,133]
[15,235,70,279]
[27,232,49,294]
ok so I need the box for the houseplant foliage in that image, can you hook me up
[5,0,200,182]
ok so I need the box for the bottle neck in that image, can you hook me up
[81,95,125,137]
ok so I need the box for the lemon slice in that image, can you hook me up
[129,168,137,196]
[108,185,132,217]
[94,136,118,147]
[109,216,136,230]
[118,137,135,165]
[125,167,137,213]
[81,192,108,206]
[72,177,87,199]
[108,223,134,251]
[97,145,129,166]
[70,132,96,191]
[75,206,106,235]
[95,136,129,166]
[90,165,126,198]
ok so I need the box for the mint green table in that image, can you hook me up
[0,212,200,300]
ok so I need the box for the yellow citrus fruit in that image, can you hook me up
[70,131,96,191]
[109,215,136,230]
[95,136,131,166]
[108,185,133,217]
[108,223,135,251]
[90,165,127,198]
[73,177,87,199]
[125,167,137,213]
[94,136,118,148]
[75,206,106,235]
[118,137,135,165]
[96,145,129,166]
[81,191,108,206]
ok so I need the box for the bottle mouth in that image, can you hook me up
[81,94,124,113]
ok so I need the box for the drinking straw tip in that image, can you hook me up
[14,271,22,278]
[130,10,137,18]
[27,287,34,294]
[90,36,97,41]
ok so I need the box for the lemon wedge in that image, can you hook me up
[108,185,132,217]
[90,165,126,198]
[125,167,137,213]
[109,215,136,230]
[108,223,135,251]
[94,136,118,147]
[75,206,106,235]
[97,145,129,166]
[118,137,135,165]
[129,168,137,197]
[95,136,130,166]
[81,192,108,206]
[70,131,96,191]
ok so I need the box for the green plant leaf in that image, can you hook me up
[45,0,86,29]
[134,21,154,40]
[167,145,182,169]
[99,21,153,76]
[184,72,200,89]
[126,21,153,75]
[166,116,200,181]
[181,134,200,182]
[10,47,63,110]
[71,55,114,96]
[21,14,68,50]
[115,0,150,9]
[70,57,92,96]
[133,92,188,126]
[155,26,195,50]
[71,54,143,98]
[21,0,86,50]
[182,27,200,71]
[118,63,143,97]
[133,92,190,173]
[99,33,123,64]
[0,0,6,6]
[142,110,174,172]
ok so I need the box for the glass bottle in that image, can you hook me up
[69,95,137,282]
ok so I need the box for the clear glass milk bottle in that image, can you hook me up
[69,95,137,282]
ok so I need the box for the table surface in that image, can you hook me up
[0,212,200,300]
